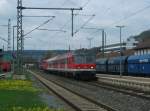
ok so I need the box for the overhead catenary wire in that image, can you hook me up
[0,36,8,43]
[61,0,77,6]
[83,4,150,39]
[22,15,55,18]
[62,1,150,40]
[81,0,91,9]
[101,0,128,18]
[24,17,55,37]
[73,14,95,35]
[74,14,95,17]
[37,28,66,32]
[50,0,91,38]
[106,4,150,28]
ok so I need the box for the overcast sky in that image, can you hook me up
[0,0,150,50]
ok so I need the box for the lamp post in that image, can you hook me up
[116,25,125,77]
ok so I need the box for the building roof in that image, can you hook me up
[134,37,150,50]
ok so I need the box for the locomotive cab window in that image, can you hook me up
[74,55,95,64]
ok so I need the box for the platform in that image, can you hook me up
[97,74,150,92]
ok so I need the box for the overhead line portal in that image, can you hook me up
[16,0,83,74]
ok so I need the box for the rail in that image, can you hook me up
[29,70,116,111]
[0,74,5,79]
[98,76,150,92]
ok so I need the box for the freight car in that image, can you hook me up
[107,56,128,74]
[128,54,150,76]
[96,54,150,76]
[96,58,107,73]
[40,52,96,80]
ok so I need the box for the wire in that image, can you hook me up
[73,14,95,35]
[23,15,55,18]
[61,0,77,6]
[83,4,150,38]
[82,0,91,9]
[0,36,8,43]
[24,17,55,37]
[50,0,91,37]
[38,28,66,32]
[74,14,95,17]
[106,5,150,27]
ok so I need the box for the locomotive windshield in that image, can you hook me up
[74,55,95,64]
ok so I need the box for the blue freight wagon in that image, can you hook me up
[139,54,150,75]
[127,55,140,75]
[107,56,128,74]
[96,58,108,73]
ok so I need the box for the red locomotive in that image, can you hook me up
[0,61,11,72]
[0,52,12,72]
[40,52,96,80]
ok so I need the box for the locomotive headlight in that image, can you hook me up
[91,66,94,69]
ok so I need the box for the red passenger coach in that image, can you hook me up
[41,52,96,80]
[39,60,48,70]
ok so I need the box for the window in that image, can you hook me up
[74,55,95,64]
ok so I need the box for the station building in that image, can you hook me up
[126,36,138,49]
[134,38,150,55]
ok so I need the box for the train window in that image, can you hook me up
[75,55,95,64]
[74,55,84,64]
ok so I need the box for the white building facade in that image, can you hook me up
[126,36,138,49]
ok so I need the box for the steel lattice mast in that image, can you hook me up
[8,19,11,51]
[16,0,82,74]
[16,0,23,74]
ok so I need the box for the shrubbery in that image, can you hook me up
[0,80,64,111]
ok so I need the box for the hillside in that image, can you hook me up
[134,30,150,40]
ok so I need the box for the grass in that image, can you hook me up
[0,80,64,111]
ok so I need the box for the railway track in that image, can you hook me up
[87,81,150,101]
[40,70,150,101]
[0,74,5,79]
[97,75,150,93]
[29,70,116,111]
[31,70,150,111]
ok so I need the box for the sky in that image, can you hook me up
[0,0,150,50]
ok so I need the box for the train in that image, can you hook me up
[0,52,12,72]
[96,54,150,76]
[40,51,96,80]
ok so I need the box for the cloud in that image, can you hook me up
[0,0,150,50]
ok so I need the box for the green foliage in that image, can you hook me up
[0,106,64,111]
[0,80,39,92]
[0,90,46,109]
[0,80,64,111]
